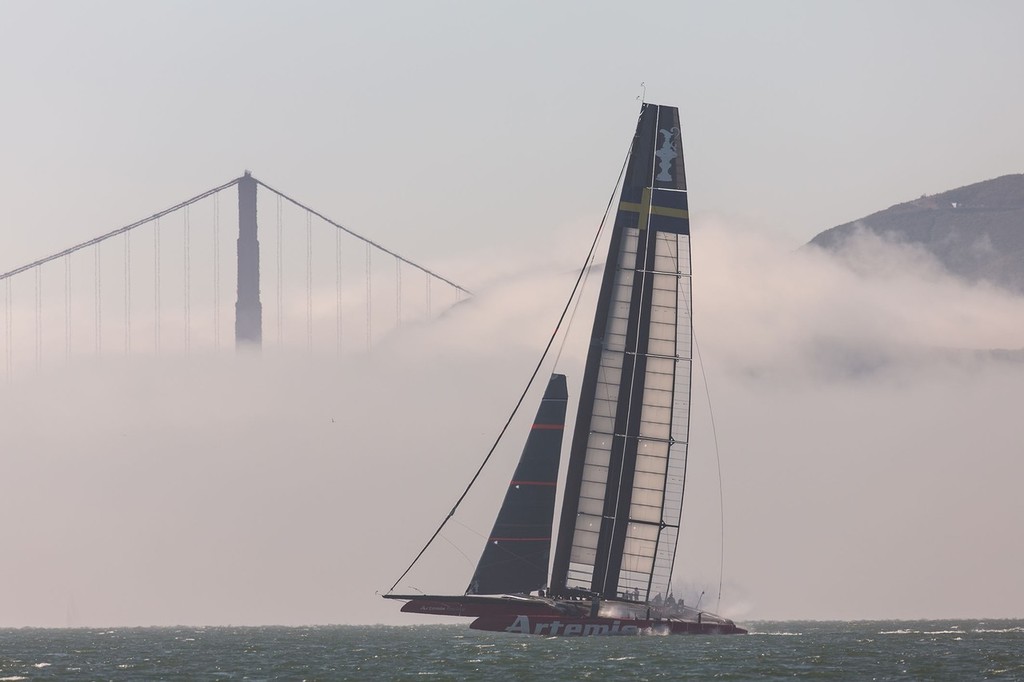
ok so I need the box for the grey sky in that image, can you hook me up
[1,1,1023,626]
[3,1,1023,270]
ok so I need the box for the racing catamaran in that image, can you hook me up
[385,103,745,636]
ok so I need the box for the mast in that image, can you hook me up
[551,104,691,601]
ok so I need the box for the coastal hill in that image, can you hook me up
[807,174,1024,293]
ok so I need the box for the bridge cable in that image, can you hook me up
[0,177,241,283]
[251,178,471,297]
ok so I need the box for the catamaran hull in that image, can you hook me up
[470,614,747,636]
[389,595,746,636]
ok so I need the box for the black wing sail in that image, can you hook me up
[467,374,568,595]
[551,103,692,602]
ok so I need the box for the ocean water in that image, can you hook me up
[1,620,1022,680]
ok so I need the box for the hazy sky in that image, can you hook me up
[2,1,1023,627]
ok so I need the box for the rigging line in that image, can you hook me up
[439,534,476,570]
[386,140,633,596]
[0,177,241,282]
[252,177,472,296]
[678,262,725,611]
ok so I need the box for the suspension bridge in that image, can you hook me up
[0,172,470,380]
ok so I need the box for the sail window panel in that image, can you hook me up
[572,515,601,539]
[652,252,682,274]
[641,383,673,410]
[648,315,676,342]
[645,337,677,358]
[570,546,597,565]
[581,461,609,483]
[632,470,666,494]
[639,420,671,442]
[653,237,682,272]
[595,373,621,393]
[589,414,616,434]
[619,229,639,260]
[585,432,612,456]
[648,304,678,327]
[577,496,604,516]
[650,287,678,309]
[607,315,629,339]
[641,401,672,424]
[650,272,678,292]
[631,485,665,510]
[616,269,635,288]
[640,407,672,441]
[619,553,654,577]
[579,480,606,502]
[566,562,594,586]
[599,350,625,371]
[644,369,675,393]
[629,502,662,524]
[626,522,659,542]
[651,311,675,337]
[635,453,668,475]
[645,355,676,378]
[605,330,627,352]
[591,396,618,425]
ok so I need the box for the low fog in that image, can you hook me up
[2,220,1023,627]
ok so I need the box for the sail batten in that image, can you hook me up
[551,103,691,602]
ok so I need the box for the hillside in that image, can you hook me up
[807,174,1024,293]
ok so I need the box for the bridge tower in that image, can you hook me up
[235,171,262,347]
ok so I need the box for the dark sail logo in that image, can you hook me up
[655,127,680,182]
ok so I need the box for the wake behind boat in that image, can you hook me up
[384,103,745,636]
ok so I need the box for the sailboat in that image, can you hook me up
[384,103,746,636]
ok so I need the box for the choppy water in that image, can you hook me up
[1,620,1022,680]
